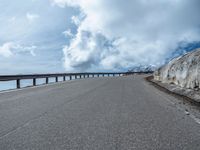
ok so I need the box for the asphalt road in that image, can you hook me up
[0,75,200,150]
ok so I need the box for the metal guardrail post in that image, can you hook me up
[70,75,72,80]
[63,76,66,81]
[97,74,99,77]
[16,79,20,89]
[75,75,77,79]
[33,78,36,86]
[80,75,82,79]
[46,77,49,84]
[55,76,58,82]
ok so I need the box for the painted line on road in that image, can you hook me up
[190,114,200,125]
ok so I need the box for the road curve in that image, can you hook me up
[0,75,199,150]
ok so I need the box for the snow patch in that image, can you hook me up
[154,48,200,89]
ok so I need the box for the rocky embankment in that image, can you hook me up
[154,48,200,90]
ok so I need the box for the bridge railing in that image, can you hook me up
[0,71,153,89]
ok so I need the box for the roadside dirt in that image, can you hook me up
[145,75,200,124]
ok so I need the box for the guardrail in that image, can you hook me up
[0,71,153,89]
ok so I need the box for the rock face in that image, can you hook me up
[154,48,200,89]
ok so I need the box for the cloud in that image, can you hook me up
[14,44,37,56]
[0,42,37,57]
[26,13,39,22]
[63,29,73,37]
[0,42,14,57]
[71,14,85,26]
[52,0,200,71]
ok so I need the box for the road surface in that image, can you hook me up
[0,75,199,150]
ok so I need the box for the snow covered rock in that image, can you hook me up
[154,48,200,89]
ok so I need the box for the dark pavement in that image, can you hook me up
[0,75,199,150]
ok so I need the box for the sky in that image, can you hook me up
[0,0,200,74]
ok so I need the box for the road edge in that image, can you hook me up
[145,76,200,107]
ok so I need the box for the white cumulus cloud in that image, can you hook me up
[53,0,200,71]
[0,42,14,57]
[0,42,37,57]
